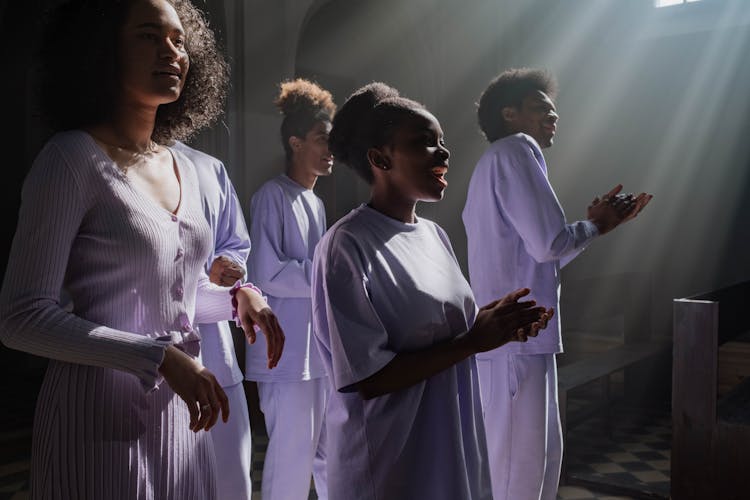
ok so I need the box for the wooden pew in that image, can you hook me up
[557,272,670,483]
[672,281,750,500]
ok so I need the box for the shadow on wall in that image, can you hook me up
[294,0,750,340]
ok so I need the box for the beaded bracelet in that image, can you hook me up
[229,281,265,331]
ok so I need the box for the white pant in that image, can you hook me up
[477,353,562,500]
[257,378,329,500]
[209,381,253,500]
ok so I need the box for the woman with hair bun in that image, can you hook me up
[0,1,284,498]
[246,78,335,499]
[311,82,554,499]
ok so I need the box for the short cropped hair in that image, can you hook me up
[477,68,557,143]
[38,0,228,143]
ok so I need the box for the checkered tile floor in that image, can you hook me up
[557,485,636,500]
[250,433,320,499]
[563,405,671,499]
[250,400,670,500]
[0,409,669,500]
[251,433,266,499]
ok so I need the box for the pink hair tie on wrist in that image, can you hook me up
[229,281,265,331]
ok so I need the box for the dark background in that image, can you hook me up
[1,0,748,424]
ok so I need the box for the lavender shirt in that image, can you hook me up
[0,131,235,389]
[174,142,250,387]
[245,174,327,382]
[462,133,598,356]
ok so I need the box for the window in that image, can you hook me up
[655,0,703,7]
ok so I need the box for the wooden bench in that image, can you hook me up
[672,281,750,500]
[559,340,669,428]
[557,272,670,484]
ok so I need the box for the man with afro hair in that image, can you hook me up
[463,68,651,499]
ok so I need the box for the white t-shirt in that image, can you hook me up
[312,204,492,500]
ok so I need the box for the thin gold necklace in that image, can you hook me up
[92,135,162,174]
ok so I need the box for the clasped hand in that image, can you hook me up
[467,288,554,353]
[587,184,653,235]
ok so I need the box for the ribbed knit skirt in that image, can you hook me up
[30,360,217,500]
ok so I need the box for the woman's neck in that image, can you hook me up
[368,189,417,224]
[89,100,159,151]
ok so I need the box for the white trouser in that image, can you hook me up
[477,353,562,500]
[257,378,329,500]
[209,381,253,500]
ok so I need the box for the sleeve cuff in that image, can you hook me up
[583,219,600,238]
[138,340,170,393]
[230,281,265,332]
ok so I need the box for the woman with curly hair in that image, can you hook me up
[245,78,335,500]
[311,82,554,499]
[0,1,284,498]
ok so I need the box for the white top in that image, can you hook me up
[462,133,598,356]
[246,174,327,382]
[174,142,250,387]
[0,131,235,391]
[312,204,492,500]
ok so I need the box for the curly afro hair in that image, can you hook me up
[275,78,336,160]
[477,68,557,143]
[328,82,425,184]
[38,0,228,144]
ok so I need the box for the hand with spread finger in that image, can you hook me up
[158,345,230,432]
[587,184,653,235]
[234,286,285,369]
[620,192,652,222]
[587,184,625,235]
[608,193,636,216]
